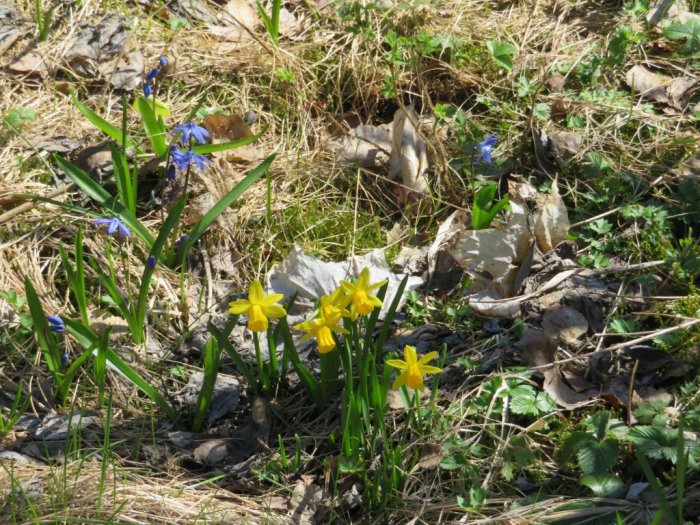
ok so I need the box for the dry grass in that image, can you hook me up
[1,0,699,523]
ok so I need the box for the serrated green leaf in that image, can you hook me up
[560,431,595,465]
[533,103,551,121]
[580,474,625,498]
[577,439,618,475]
[3,108,36,128]
[486,40,517,71]
[627,426,694,463]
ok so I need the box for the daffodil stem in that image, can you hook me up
[253,332,270,393]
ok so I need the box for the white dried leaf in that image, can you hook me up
[534,176,569,253]
[331,123,392,167]
[389,106,429,199]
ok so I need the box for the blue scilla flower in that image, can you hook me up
[172,122,210,145]
[47,315,65,334]
[159,56,168,67]
[146,255,157,269]
[170,145,211,171]
[146,68,159,81]
[94,217,132,238]
[143,83,153,98]
[61,352,70,369]
[476,134,499,164]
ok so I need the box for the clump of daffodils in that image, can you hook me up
[294,268,387,354]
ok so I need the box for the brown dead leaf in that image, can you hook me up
[542,305,588,344]
[193,439,229,465]
[626,65,699,111]
[203,114,253,140]
[100,50,144,91]
[389,106,429,203]
[549,131,582,158]
[412,443,443,471]
[551,97,568,120]
[207,0,258,41]
[546,73,566,93]
[534,176,570,253]
[0,6,24,57]
[65,15,129,78]
[9,52,48,79]
[516,328,592,408]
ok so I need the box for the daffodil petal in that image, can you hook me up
[263,304,287,319]
[228,300,250,314]
[248,280,264,303]
[386,359,408,370]
[367,279,388,291]
[403,345,418,365]
[418,351,439,366]
[392,371,408,390]
[262,293,285,306]
[419,365,442,375]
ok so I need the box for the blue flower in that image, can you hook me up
[94,217,132,238]
[61,352,70,369]
[147,255,157,269]
[166,164,176,181]
[476,134,499,164]
[170,145,210,171]
[172,122,210,145]
[159,56,168,67]
[146,68,159,81]
[143,83,153,98]
[47,315,65,334]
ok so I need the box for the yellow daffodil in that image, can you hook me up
[321,288,351,320]
[294,308,348,354]
[339,268,387,319]
[228,280,286,332]
[387,345,442,391]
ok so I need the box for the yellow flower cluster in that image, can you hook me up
[227,269,387,354]
[295,268,387,354]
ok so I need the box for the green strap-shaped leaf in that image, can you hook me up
[71,92,134,147]
[54,155,155,250]
[65,319,180,422]
[178,154,274,265]
[134,96,168,157]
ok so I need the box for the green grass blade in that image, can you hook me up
[178,154,274,265]
[207,322,258,390]
[90,260,136,330]
[24,277,61,377]
[71,92,133,147]
[54,155,155,250]
[64,319,180,422]
[134,196,187,342]
[110,143,135,214]
[635,450,679,525]
[192,337,221,432]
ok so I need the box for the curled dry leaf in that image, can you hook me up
[516,328,592,409]
[534,176,570,253]
[9,52,48,79]
[207,0,258,42]
[626,65,699,111]
[0,6,24,57]
[331,123,392,167]
[542,304,589,344]
[100,50,144,91]
[65,15,129,78]
[389,106,430,203]
[647,0,700,26]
